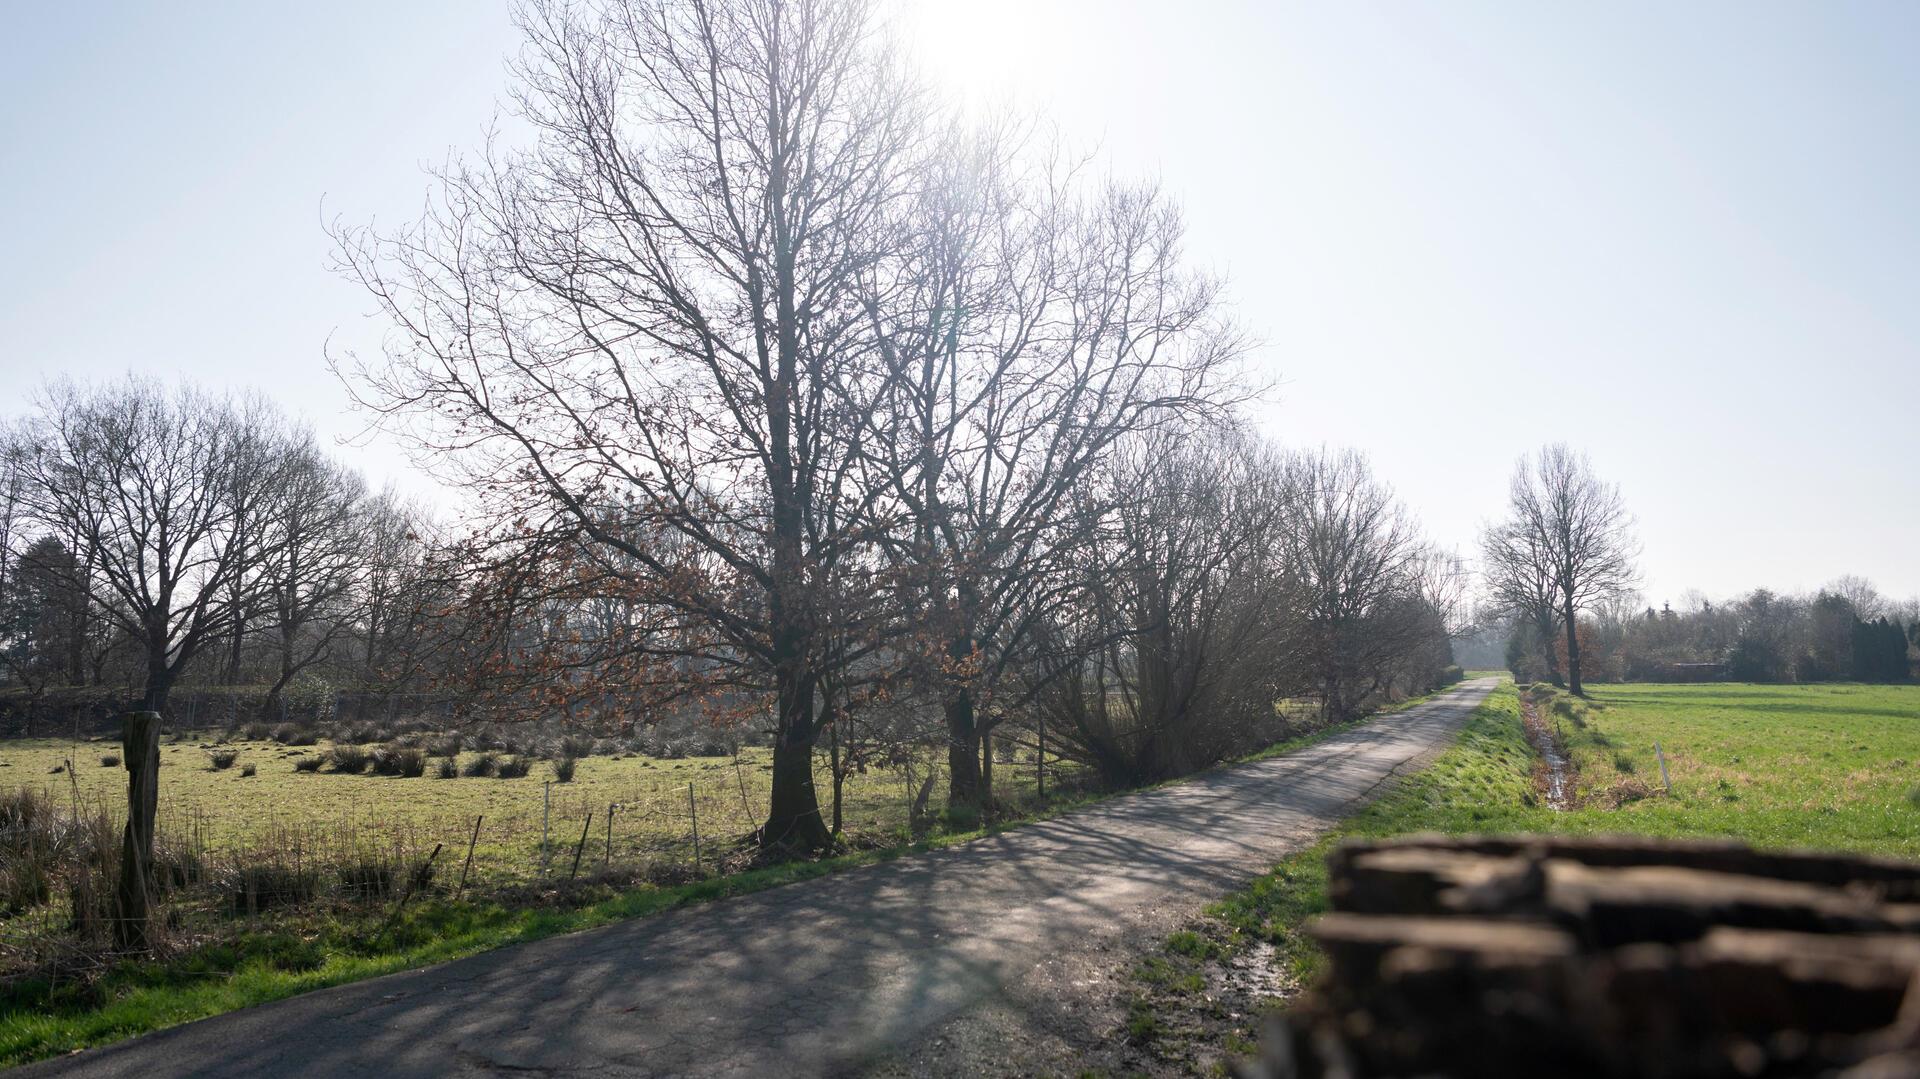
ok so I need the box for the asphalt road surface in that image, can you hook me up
[24,678,1496,1078]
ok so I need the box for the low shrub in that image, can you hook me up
[99,754,120,768]
[271,725,318,746]
[226,863,319,914]
[371,745,426,778]
[238,722,272,741]
[326,744,371,774]
[559,734,595,760]
[428,733,464,758]
[552,756,577,783]
[291,756,323,773]
[239,764,257,778]
[207,749,240,770]
[338,861,395,902]
[496,755,533,779]
[435,755,458,779]
[462,751,500,778]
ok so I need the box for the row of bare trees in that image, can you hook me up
[1,0,1464,857]
[0,380,447,729]
[319,0,1461,849]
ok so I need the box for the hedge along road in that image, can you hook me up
[24,678,1497,1079]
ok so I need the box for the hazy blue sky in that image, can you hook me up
[3,1,1916,604]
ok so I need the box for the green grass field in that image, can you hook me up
[1124,680,1920,1070]
[0,734,1064,894]
[0,702,1379,1066]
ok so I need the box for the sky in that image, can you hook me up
[3,1,1917,605]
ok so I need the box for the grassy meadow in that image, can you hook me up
[0,725,1085,1066]
[1124,680,1920,1071]
[0,733,1051,893]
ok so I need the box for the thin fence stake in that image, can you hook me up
[604,803,616,869]
[377,843,443,942]
[733,755,753,823]
[688,782,702,877]
[456,814,483,899]
[541,780,553,877]
[1655,742,1672,792]
[569,812,593,881]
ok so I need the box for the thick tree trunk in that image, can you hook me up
[944,688,982,819]
[141,652,175,715]
[1562,596,1584,696]
[760,665,829,853]
[113,710,161,951]
[1535,608,1564,686]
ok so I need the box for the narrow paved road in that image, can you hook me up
[25,679,1495,1078]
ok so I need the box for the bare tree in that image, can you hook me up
[1479,511,1563,685]
[1278,449,1433,720]
[5,378,293,713]
[1038,430,1292,785]
[1501,444,1638,695]
[1824,575,1885,622]
[859,128,1246,814]
[333,0,927,851]
[255,438,367,721]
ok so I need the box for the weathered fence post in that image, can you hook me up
[569,813,593,881]
[604,803,616,869]
[688,782,702,877]
[113,711,162,951]
[456,814,483,899]
[377,842,443,942]
[541,780,553,877]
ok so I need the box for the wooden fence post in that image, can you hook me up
[688,782,702,877]
[456,814,483,899]
[569,813,593,881]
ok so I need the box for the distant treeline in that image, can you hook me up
[1503,579,1919,685]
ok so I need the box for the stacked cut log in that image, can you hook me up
[1254,835,1920,1078]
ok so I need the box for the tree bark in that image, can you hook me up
[1535,608,1564,686]
[761,665,829,852]
[1562,595,1584,696]
[113,710,161,951]
[944,688,982,819]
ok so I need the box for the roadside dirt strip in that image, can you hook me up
[24,679,1495,1079]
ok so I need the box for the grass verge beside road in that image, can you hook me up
[1120,681,1920,1075]
[0,686,1447,1068]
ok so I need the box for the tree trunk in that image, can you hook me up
[827,714,844,838]
[944,688,982,819]
[979,729,994,811]
[760,666,829,852]
[1562,596,1584,696]
[141,651,175,715]
[113,710,161,951]
[1535,608,1564,686]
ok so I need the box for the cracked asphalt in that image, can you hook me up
[21,679,1495,1078]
